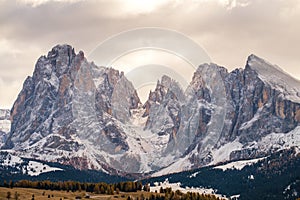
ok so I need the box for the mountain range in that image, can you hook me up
[1,44,299,178]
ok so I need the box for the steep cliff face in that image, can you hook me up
[223,55,300,160]
[2,45,300,176]
[223,55,300,142]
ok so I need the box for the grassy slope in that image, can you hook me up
[0,187,154,200]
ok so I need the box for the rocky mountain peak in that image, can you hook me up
[160,75,172,88]
[246,54,284,73]
[143,75,184,117]
[34,44,77,80]
[47,44,75,58]
[246,54,300,103]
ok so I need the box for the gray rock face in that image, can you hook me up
[3,45,300,176]
[221,55,300,143]
[144,75,184,137]
[111,75,140,123]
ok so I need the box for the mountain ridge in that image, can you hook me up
[1,44,299,177]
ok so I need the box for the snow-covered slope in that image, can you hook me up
[150,179,226,199]
[0,151,63,176]
[213,157,266,171]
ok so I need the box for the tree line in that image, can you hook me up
[1,180,221,200]
[2,180,145,195]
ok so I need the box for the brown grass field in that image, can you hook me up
[0,187,152,200]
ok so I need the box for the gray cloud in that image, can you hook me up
[0,0,299,108]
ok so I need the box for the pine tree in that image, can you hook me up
[9,180,13,188]
[137,182,143,191]
[14,191,19,200]
[94,184,100,194]
[3,180,8,188]
[77,182,81,192]
[6,191,11,200]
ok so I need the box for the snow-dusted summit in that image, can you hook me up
[247,54,300,103]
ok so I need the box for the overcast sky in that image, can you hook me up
[0,0,300,108]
